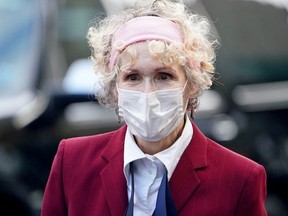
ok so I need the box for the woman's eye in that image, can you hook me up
[126,74,139,81]
[157,73,173,81]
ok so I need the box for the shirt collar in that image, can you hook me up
[123,115,193,180]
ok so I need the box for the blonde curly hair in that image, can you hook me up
[87,0,218,110]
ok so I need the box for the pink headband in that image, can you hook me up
[109,16,184,70]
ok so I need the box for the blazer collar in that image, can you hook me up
[170,122,208,211]
[101,125,128,216]
[101,122,207,167]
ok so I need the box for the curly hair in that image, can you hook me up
[87,0,218,111]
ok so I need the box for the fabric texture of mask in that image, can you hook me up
[118,86,186,142]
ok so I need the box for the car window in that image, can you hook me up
[0,0,41,97]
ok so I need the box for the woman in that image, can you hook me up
[41,0,267,215]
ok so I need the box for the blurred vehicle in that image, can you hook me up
[0,0,66,215]
[0,0,287,215]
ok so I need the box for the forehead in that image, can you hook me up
[119,42,151,61]
[118,42,181,72]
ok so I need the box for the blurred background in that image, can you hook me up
[0,0,288,215]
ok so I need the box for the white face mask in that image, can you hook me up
[117,83,187,142]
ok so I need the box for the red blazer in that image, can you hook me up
[41,123,267,216]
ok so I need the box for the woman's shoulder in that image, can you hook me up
[192,122,263,171]
[206,138,265,175]
[58,125,127,157]
[64,130,117,145]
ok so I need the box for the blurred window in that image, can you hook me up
[58,0,105,66]
[0,0,41,97]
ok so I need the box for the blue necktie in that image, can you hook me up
[125,163,135,216]
[124,163,178,216]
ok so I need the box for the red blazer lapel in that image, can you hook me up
[170,122,208,211]
[101,126,129,216]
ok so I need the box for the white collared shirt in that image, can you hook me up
[123,116,193,215]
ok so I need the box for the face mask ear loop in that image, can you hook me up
[181,80,188,93]
[182,79,189,107]
[116,83,120,93]
[115,83,122,123]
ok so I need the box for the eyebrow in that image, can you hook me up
[155,67,178,74]
[124,66,177,74]
[155,66,174,71]
[130,66,174,71]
